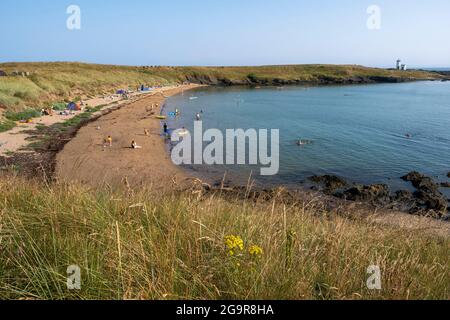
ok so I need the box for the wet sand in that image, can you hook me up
[56,84,201,191]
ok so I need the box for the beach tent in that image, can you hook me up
[116,89,126,95]
[68,102,81,111]
[140,85,152,92]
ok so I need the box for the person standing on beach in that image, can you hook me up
[106,136,112,147]
[163,123,168,134]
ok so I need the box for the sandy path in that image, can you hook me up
[56,84,201,191]
[0,112,88,155]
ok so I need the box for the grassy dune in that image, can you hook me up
[0,62,441,112]
[0,176,448,300]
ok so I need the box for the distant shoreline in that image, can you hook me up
[0,62,446,112]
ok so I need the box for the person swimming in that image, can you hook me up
[196,113,201,121]
[296,138,313,146]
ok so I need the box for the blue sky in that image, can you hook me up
[1,0,449,67]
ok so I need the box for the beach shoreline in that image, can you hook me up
[55,84,203,191]
[1,82,448,238]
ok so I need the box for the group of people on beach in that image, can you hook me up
[101,102,171,150]
[103,135,142,149]
[146,103,159,113]
[101,100,204,152]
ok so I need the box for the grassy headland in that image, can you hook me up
[0,176,448,300]
[0,62,442,112]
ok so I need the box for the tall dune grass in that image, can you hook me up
[0,176,448,300]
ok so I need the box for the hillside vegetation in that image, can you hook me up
[0,62,442,112]
[0,176,448,300]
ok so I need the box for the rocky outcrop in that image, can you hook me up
[401,171,438,193]
[0,70,7,77]
[339,184,391,205]
[440,182,450,188]
[308,175,347,193]
[313,171,450,218]
[182,73,425,87]
[401,171,448,214]
[391,190,417,212]
[367,76,409,83]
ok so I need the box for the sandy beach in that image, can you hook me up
[55,84,201,190]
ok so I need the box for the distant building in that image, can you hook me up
[401,64,407,71]
[396,59,401,70]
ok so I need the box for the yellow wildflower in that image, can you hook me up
[248,245,263,256]
[225,235,244,256]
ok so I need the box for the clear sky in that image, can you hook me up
[1,0,449,67]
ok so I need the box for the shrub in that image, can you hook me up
[5,109,41,121]
[0,119,16,132]
[52,102,67,111]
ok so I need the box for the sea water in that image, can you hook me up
[164,81,450,195]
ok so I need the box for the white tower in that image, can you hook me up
[396,59,401,70]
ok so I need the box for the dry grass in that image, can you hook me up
[0,176,448,300]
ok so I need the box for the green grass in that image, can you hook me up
[0,176,448,300]
[0,118,16,132]
[57,105,103,128]
[52,102,67,111]
[0,62,442,112]
[4,109,41,121]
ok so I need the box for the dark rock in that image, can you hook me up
[394,190,414,200]
[368,76,404,83]
[401,171,439,193]
[308,175,347,192]
[440,182,450,188]
[390,190,417,212]
[0,70,7,77]
[447,172,450,178]
[401,171,448,214]
[413,190,448,212]
[341,184,391,204]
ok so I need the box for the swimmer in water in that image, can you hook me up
[296,139,313,146]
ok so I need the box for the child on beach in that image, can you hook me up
[104,136,112,147]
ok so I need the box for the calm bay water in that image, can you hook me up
[164,81,450,194]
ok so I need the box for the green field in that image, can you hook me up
[0,176,448,300]
[0,62,441,113]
